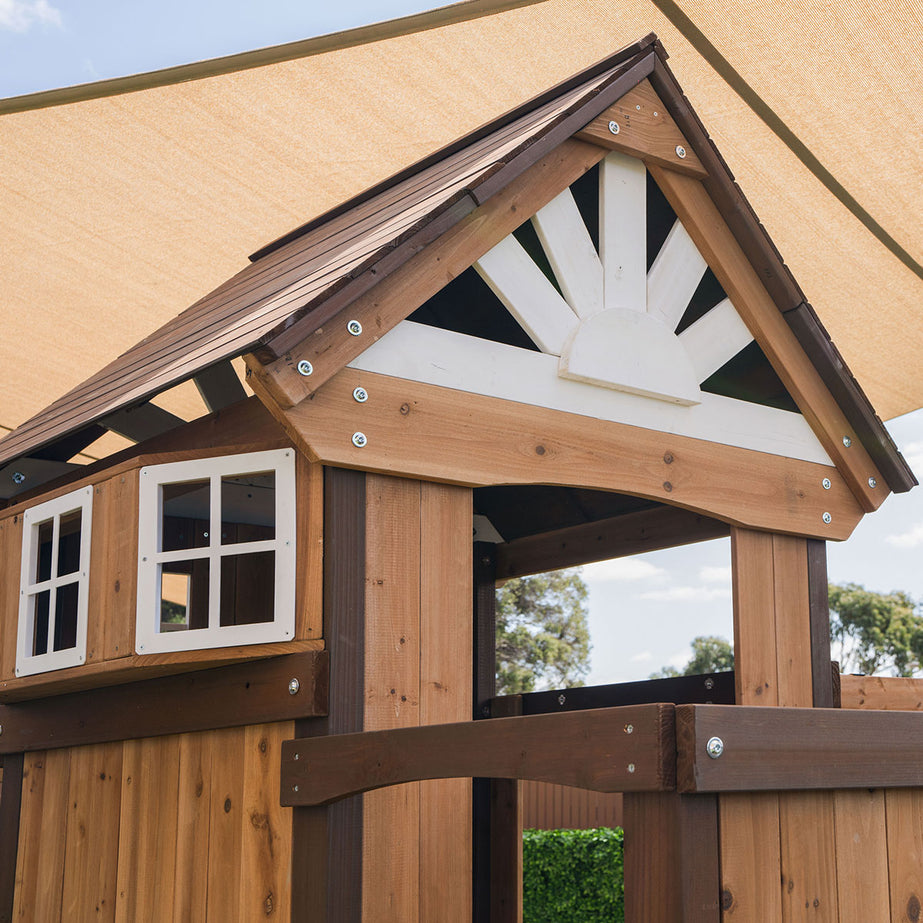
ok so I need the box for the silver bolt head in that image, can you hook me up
[11,472,25,485]
[627,763,636,773]
[607,120,620,135]
[288,678,300,695]
[624,723,634,734]
[842,436,852,448]
[704,677,715,690]
[353,387,369,403]
[868,477,878,489]
[706,736,724,759]
[675,144,687,158]
[347,319,363,336]
[822,478,832,490]
[296,359,313,377]
[823,512,832,524]
[557,694,566,705]
[352,432,368,448]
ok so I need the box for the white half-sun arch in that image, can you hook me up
[350,151,831,465]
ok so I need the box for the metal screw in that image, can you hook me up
[558,694,566,706]
[675,145,687,159]
[353,387,369,403]
[706,736,724,759]
[843,436,852,448]
[352,432,368,448]
[296,359,313,377]
[288,678,300,695]
[294,753,299,760]
[868,477,877,489]
[822,478,832,490]
[704,678,715,690]
[627,763,636,773]
[294,785,299,792]
[624,724,634,734]
[0,725,4,736]
[823,512,832,524]
[347,319,363,336]
[607,120,620,135]
[11,472,25,485]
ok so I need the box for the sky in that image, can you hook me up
[4,0,922,685]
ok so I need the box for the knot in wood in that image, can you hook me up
[721,890,733,911]
[908,895,921,922]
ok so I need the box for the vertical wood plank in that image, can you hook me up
[295,454,323,640]
[61,742,122,923]
[886,788,923,923]
[807,540,834,708]
[362,475,421,923]
[0,753,23,923]
[599,150,647,312]
[115,735,180,923]
[779,792,839,922]
[240,722,293,920]
[173,730,213,923]
[14,749,70,922]
[205,727,245,923]
[491,780,523,923]
[771,534,813,708]
[419,482,471,923]
[833,789,890,922]
[0,516,23,683]
[99,471,139,662]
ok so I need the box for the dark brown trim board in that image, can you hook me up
[807,539,834,708]
[0,753,23,923]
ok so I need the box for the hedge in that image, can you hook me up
[522,827,624,922]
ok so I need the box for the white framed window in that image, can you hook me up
[17,486,93,677]
[136,448,296,654]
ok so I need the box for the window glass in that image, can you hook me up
[220,551,275,626]
[35,519,53,583]
[32,590,50,656]
[221,471,275,544]
[54,582,79,651]
[161,480,210,552]
[57,510,82,577]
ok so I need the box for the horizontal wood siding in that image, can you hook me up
[521,781,623,830]
[13,722,294,922]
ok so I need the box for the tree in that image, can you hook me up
[496,569,591,694]
[828,582,923,677]
[650,635,734,678]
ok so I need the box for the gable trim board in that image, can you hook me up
[0,37,912,520]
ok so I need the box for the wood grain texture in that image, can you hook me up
[173,731,213,923]
[295,454,323,639]
[840,675,923,710]
[0,753,22,923]
[490,779,523,923]
[779,792,839,922]
[0,517,20,713]
[205,727,245,923]
[281,369,863,541]
[60,742,122,923]
[833,789,890,922]
[886,788,923,923]
[98,472,138,661]
[115,736,180,922]
[648,166,885,513]
[771,534,814,708]
[807,540,834,708]
[575,78,708,178]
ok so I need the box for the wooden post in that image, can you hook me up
[0,754,23,923]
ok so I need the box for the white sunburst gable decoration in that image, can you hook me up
[350,151,830,466]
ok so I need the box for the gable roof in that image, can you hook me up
[0,35,914,499]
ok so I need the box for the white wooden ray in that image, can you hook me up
[679,298,755,382]
[647,220,708,331]
[474,234,579,355]
[349,322,832,465]
[599,151,647,312]
[531,188,604,320]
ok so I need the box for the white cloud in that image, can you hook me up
[699,565,731,584]
[630,651,652,663]
[887,523,923,549]
[900,440,923,472]
[667,650,691,670]
[0,0,62,32]
[583,558,666,582]
[640,585,732,602]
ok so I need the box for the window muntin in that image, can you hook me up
[17,486,93,676]
[136,448,295,654]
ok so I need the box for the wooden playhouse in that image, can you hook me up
[0,35,919,922]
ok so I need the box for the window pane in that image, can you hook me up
[35,519,53,583]
[161,561,209,631]
[221,471,275,545]
[220,551,275,626]
[161,480,210,552]
[57,510,82,577]
[54,582,79,651]
[32,590,50,656]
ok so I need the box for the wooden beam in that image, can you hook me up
[646,219,708,331]
[495,505,729,580]
[193,359,247,412]
[576,78,708,178]
[840,675,923,710]
[677,704,923,792]
[0,753,23,923]
[281,704,676,806]
[101,401,185,443]
[807,539,835,708]
[648,166,886,512]
[599,151,647,312]
[0,652,327,753]
[677,297,753,382]
[244,138,608,409]
[277,369,864,540]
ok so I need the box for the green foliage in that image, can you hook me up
[496,569,591,694]
[160,600,187,624]
[522,828,624,923]
[828,582,923,676]
[650,634,734,678]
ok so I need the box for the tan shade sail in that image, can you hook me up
[0,0,920,451]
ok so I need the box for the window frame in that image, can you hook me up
[136,447,296,655]
[16,485,94,677]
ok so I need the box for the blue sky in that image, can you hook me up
[4,0,922,683]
